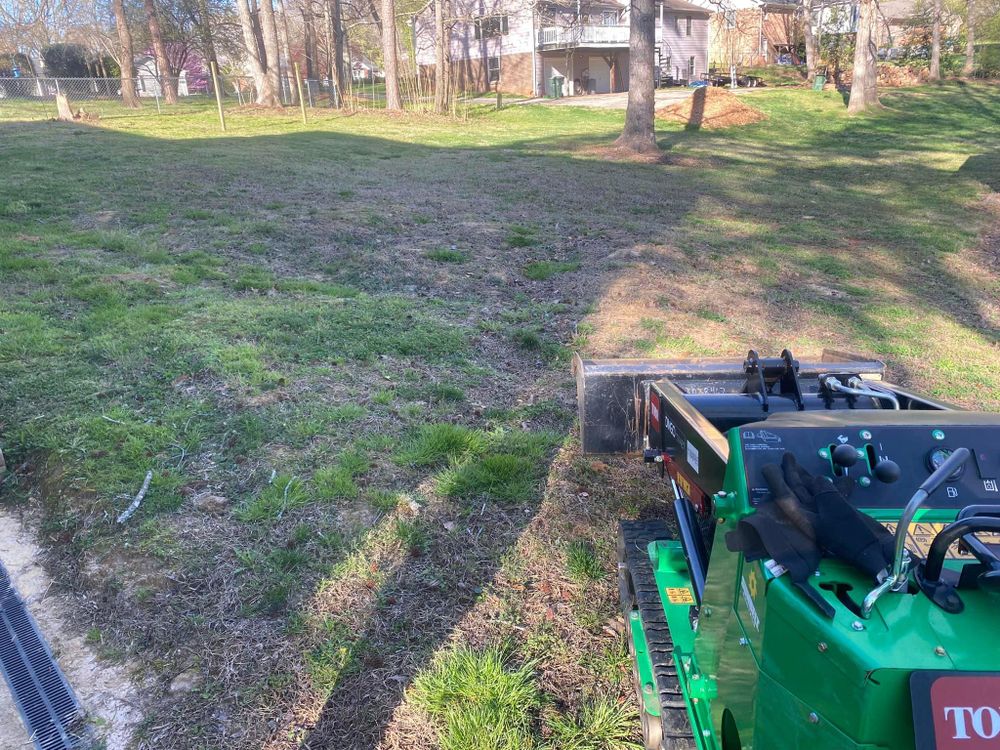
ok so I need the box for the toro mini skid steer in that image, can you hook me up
[575,350,1000,750]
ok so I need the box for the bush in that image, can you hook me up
[42,43,91,77]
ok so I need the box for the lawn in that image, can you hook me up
[1,83,998,750]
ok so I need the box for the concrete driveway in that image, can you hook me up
[535,88,693,109]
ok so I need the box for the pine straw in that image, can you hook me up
[657,87,767,130]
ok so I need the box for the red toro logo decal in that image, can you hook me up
[912,672,1000,749]
[650,392,660,426]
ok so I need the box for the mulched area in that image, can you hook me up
[657,87,768,129]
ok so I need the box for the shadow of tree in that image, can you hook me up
[0,81,998,750]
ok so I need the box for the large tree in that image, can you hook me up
[963,0,976,75]
[144,0,179,103]
[930,0,943,79]
[433,0,449,113]
[258,0,284,102]
[194,0,219,69]
[616,0,656,152]
[847,0,880,113]
[331,0,345,97]
[111,0,141,107]
[802,0,818,80]
[275,0,298,103]
[381,0,402,110]
[235,0,279,104]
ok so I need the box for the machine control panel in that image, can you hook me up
[740,423,1000,509]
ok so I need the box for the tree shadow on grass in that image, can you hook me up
[1,82,999,748]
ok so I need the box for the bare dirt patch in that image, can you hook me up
[657,87,767,130]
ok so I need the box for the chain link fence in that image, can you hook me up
[0,73,443,124]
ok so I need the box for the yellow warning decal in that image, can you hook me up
[665,587,695,604]
[883,522,1000,560]
[676,473,693,499]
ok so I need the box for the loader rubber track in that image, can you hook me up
[619,519,697,750]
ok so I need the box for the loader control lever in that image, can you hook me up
[861,447,972,618]
[873,459,901,484]
[832,443,860,468]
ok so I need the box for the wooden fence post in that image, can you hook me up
[210,62,226,132]
[294,62,307,124]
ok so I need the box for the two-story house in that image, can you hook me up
[414,0,710,97]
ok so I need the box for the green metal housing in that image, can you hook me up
[629,427,1000,750]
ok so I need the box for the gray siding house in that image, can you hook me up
[414,0,710,97]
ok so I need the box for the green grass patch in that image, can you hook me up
[314,448,371,501]
[425,248,469,263]
[394,518,429,555]
[305,619,367,695]
[505,225,538,248]
[395,423,485,467]
[235,476,309,522]
[410,645,542,750]
[566,540,605,582]
[544,699,640,750]
[436,430,559,504]
[523,260,580,281]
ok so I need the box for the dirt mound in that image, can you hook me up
[657,87,767,130]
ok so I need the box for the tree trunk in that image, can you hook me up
[332,0,346,95]
[616,0,657,152]
[847,0,881,113]
[276,0,298,104]
[433,0,450,113]
[111,0,140,108]
[303,8,316,79]
[381,0,403,110]
[258,0,284,103]
[930,0,942,80]
[236,0,278,104]
[963,0,975,76]
[803,0,818,80]
[602,54,618,93]
[196,0,219,71]
[144,0,178,104]
[323,0,337,104]
[56,92,75,120]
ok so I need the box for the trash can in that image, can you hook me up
[550,76,564,98]
[812,74,827,91]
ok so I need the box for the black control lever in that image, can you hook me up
[832,443,859,468]
[873,459,901,484]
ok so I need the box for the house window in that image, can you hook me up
[675,15,681,34]
[685,16,692,36]
[474,14,509,39]
[688,56,695,77]
[487,55,501,83]
[601,10,618,25]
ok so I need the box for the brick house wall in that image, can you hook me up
[707,6,797,66]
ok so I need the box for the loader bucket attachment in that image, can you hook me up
[572,350,886,454]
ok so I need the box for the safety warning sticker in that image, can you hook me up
[665,587,696,605]
[883,522,1000,560]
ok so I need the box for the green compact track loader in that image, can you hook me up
[575,350,1000,750]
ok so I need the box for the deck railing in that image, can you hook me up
[537,25,630,48]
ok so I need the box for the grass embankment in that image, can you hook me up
[0,83,998,749]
